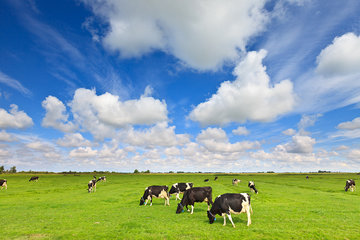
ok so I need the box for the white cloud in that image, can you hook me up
[70,88,168,139]
[189,50,295,125]
[119,122,190,149]
[42,96,77,132]
[335,145,349,151]
[26,141,54,152]
[316,33,360,77]
[0,104,33,129]
[232,126,249,136]
[337,117,360,130]
[82,0,269,70]
[56,133,91,148]
[196,127,260,153]
[276,135,315,154]
[0,130,17,142]
[347,149,360,161]
[282,128,296,136]
[69,147,97,158]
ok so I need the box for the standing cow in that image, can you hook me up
[29,176,39,182]
[232,179,241,185]
[344,179,356,192]
[207,193,253,227]
[248,181,258,194]
[98,176,106,182]
[140,185,170,206]
[169,182,193,201]
[0,179,7,190]
[176,187,213,214]
[88,176,98,193]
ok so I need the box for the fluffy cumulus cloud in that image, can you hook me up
[337,117,360,130]
[316,33,360,77]
[42,96,77,132]
[196,127,260,153]
[232,126,250,136]
[294,33,360,113]
[189,50,295,125]
[119,122,190,149]
[82,0,269,70]
[70,88,168,139]
[276,135,316,154]
[69,147,97,158]
[0,130,17,142]
[282,128,296,136]
[56,133,92,148]
[0,104,33,129]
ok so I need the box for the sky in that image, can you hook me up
[1,0,360,173]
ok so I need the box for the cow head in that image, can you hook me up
[176,203,184,214]
[169,185,177,195]
[139,197,145,205]
[207,210,216,224]
[345,182,350,192]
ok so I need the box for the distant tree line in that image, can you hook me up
[0,165,16,173]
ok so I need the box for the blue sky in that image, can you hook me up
[1,0,360,172]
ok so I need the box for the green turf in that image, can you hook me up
[0,173,359,239]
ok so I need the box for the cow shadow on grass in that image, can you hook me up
[201,215,248,227]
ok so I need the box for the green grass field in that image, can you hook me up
[0,173,359,239]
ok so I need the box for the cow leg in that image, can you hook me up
[246,207,252,226]
[207,202,211,210]
[222,213,226,226]
[176,193,180,201]
[191,205,194,214]
[150,197,153,206]
[226,214,236,228]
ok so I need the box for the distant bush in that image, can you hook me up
[134,169,139,174]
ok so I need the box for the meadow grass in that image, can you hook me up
[0,173,359,239]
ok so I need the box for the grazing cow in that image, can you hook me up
[140,185,169,206]
[0,179,7,190]
[232,179,241,185]
[207,193,252,227]
[204,179,209,182]
[214,176,218,181]
[176,187,213,214]
[344,179,356,192]
[29,176,39,182]
[306,176,309,179]
[169,182,193,201]
[88,176,98,193]
[248,181,258,194]
[98,176,106,182]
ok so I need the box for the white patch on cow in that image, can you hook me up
[217,195,222,199]
[204,197,209,202]
[191,205,194,214]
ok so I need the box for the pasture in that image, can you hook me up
[0,173,359,239]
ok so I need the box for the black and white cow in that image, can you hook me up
[204,179,209,182]
[0,179,7,190]
[169,182,193,201]
[29,176,39,182]
[88,176,98,193]
[207,193,252,227]
[98,176,106,182]
[232,179,241,185]
[214,176,218,181]
[344,179,356,192]
[140,185,170,206]
[176,187,213,214]
[248,181,258,194]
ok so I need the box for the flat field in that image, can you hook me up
[0,173,359,239]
